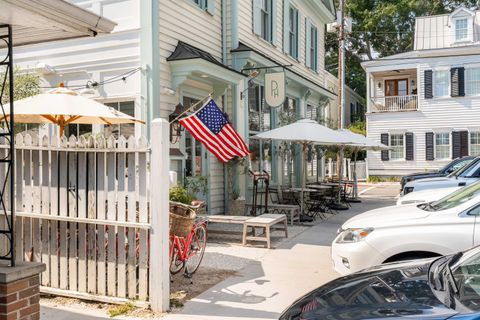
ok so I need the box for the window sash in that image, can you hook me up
[466,68,480,95]
[435,133,450,159]
[309,25,317,70]
[390,134,404,160]
[260,0,271,41]
[471,132,480,156]
[455,19,468,41]
[434,70,449,97]
[193,0,207,9]
[288,6,298,57]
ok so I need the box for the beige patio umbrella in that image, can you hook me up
[1,87,145,136]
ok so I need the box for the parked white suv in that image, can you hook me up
[396,186,459,205]
[402,156,480,195]
[331,181,480,275]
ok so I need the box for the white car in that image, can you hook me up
[331,181,480,275]
[402,157,480,195]
[396,186,460,205]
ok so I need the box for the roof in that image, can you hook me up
[0,0,116,48]
[231,42,336,97]
[167,41,246,77]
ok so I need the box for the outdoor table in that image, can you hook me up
[308,184,334,190]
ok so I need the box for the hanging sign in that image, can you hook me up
[265,71,286,108]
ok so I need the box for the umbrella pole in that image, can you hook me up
[301,143,306,215]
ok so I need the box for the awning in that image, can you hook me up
[0,0,117,48]
[167,41,246,91]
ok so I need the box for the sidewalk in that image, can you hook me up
[41,197,394,320]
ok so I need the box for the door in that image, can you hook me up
[385,79,408,110]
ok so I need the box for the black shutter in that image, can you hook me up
[424,70,433,99]
[460,130,469,157]
[452,131,461,159]
[381,133,389,161]
[451,67,465,97]
[426,132,434,160]
[405,132,414,161]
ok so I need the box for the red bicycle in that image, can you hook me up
[169,202,208,276]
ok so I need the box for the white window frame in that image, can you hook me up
[260,0,272,42]
[433,69,450,98]
[390,133,405,161]
[306,20,318,71]
[192,0,207,10]
[288,5,299,59]
[455,18,469,42]
[434,132,451,160]
[466,67,480,96]
[470,131,480,156]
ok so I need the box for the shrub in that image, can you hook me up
[169,185,194,205]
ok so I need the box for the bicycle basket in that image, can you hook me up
[169,202,196,237]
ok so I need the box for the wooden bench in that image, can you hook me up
[245,203,300,225]
[242,214,288,249]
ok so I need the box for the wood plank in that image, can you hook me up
[96,137,107,296]
[32,145,41,263]
[77,137,87,293]
[106,136,117,297]
[41,136,50,286]
[23,137,32,261]
[127,137,136,299]
[67,143,77,292]
[58,137,69,290]
[86,139,97,294]
[49,137,59,288]
[14,135,24,264]
[137,138,148,301]
[116,137,126,298]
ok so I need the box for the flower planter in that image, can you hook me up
[229,199,245,216]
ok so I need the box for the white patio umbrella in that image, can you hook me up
[253,119,354,214]
[1,87,145,136]
[337,129,390,199]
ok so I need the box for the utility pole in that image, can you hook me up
[336,0,346,179]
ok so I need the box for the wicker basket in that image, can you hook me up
[169,202,196,237]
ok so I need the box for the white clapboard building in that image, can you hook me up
[363,7,480,177]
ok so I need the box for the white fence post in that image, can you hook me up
[149,119,170,312]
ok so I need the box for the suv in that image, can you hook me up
[400,156,474,190]
[403,156,480,195]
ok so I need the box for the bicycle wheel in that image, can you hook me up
[184,224,207,276]
[169,237,184,275]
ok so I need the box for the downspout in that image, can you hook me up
[222,0,228,212]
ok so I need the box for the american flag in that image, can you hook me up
[179,99,250,163]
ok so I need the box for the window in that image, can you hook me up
[466,68,480,95]
[307,24,318,71]
[260,0,272,41]
[104,101,135,138]
[435,132,450,159]
[434,70,449,97]
[471,132,480,156]
[306,104,318,121]
[193,0,207,9]
[288,6,298,58]
[455,18,468,42]
[278,97,297,126]
[390,134,404,160]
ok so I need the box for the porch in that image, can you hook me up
[368,68,418,113]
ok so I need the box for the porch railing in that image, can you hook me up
[370,95,418,113]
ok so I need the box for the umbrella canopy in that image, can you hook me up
[253,119,353,145]
[1,87,145,136]
[337,129,390,151]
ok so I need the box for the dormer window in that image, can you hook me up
[455,18,468,41]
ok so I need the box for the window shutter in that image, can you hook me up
[305,19,311,68]
[252,0,262,35]
[452,131,461,159]
[283,0,290,53]
[271,0,277,44]
[460,130,469,157]
[451,67,465,97]
[206,0,215,14]
[426,132,434,160]
[381,133,389,161]
[405,132,414,161]
[424,70,433,99]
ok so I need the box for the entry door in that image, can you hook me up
[385,79,408,96]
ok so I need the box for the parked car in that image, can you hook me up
[280,246,480,320]
[400,156,475,190]
[403,156,480,195]
[397,186,460,205]
[331,181,480,276]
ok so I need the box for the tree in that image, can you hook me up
[0,67,40,105]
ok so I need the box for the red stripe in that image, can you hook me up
[216,130,244,157]
[180,118,229,162]
[224,124,250,155]
[189,117,236,160]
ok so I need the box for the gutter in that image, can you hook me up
[222,0,227,63]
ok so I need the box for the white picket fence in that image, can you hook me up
[1,133,153,305]
[327,158,367,181]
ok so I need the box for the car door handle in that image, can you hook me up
[459,182,466,186]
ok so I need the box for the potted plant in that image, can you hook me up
[226,157,248,216]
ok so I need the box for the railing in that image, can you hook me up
[370,95,418,113]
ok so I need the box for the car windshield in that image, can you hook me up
[450,248,480,311]
[449,158,480,178]
[442,158,474,175]
[424,182,480,211]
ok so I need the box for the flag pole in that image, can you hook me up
[169,92,213,124]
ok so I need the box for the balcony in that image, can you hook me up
[370,95,418,113]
